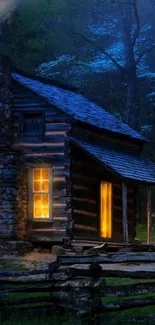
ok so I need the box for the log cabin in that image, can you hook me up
[0,55,155,244]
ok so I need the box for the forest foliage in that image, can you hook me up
[1,0,155,153]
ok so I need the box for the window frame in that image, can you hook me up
[19,111,45,141]
[28,167,53,221]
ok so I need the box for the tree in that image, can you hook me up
[76,0,155,129]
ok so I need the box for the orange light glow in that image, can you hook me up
[33,168,49,219]
[100,182,112,238]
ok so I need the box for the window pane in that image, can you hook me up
[42,168,49,180]
[43,208,49,218]
[34,194,42,207]
[34,207,42,218]
[34,169,41,181]
[42,194,49,206]
[42,181,49,192]
[34,181,41,192]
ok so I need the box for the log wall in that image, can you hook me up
[71,146,137,242]
[12,80,72,241]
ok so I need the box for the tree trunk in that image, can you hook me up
[119,2,139,130]
[126,62,139,130]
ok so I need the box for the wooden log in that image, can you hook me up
[112,314,155,324]
[60,252,155,265]
[50,280,155,298]
[74,224,97,232]
[101,295,155,313]
[51,278,106,290]
[104,281,155,297]
[73,209,97,218]
[0,285,52,295]
[45,117,70,123]
[0,269,48,277]
[46,123,71,132]
[0,296,52,308]
[0,278,62,285]
[18,146,65,154]
[66,265,155,279]
[73,200,97,215]
[73,213,97,228]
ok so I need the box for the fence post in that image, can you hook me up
[87,262,104,324]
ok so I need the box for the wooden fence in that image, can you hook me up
[1,252,155,324]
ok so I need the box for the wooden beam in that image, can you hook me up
[147,188,152,244]
[122,183,129,243]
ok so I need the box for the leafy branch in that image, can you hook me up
[74,32,128,75]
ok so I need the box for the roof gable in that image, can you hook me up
[12,73,146,142]
[70,137,155,184]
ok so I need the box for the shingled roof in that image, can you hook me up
[70,137,155,184]
[12,73,146,142]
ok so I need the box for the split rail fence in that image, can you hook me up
[1,252,155,323]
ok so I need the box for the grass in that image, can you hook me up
[136,223,155,243]
[0,311,74,325]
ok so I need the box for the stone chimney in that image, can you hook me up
[0,55,12,147]
[0,55,20,239]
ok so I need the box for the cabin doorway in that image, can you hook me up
[100,182,112,238]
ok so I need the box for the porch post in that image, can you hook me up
[122,182,129,244]
[147,187,152,244]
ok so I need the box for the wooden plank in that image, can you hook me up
[122,183,129,244]
[147,187,152,244]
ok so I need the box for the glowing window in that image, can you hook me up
[33,168,50,219]
[100,182,112,238]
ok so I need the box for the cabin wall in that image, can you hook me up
[71,146,137,242]
[71,125,143,154]
[12,80,72,241]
